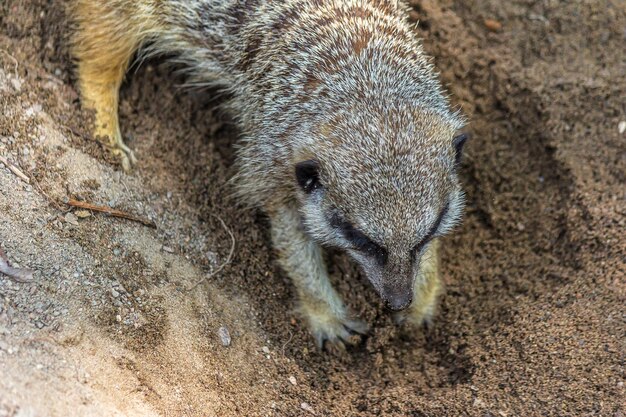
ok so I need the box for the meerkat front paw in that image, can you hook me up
[394,276,441,328]
[93,127,137,171]
[108,143,137,172]
[393,300,436,328]
[300,301,368,350]
[395,240,442,328]
[310,314,369,351]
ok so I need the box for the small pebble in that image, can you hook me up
[288,376,297,386]
[618,121,626,134]
[162,246,174,253]
[10,78,22,92]
[218,326,231,347]
[206,251,218,265]
[262,346,270,354]
[64,212,79,226]
[484,18,502,32]
[110,288,120,298]
[301,402,315,415]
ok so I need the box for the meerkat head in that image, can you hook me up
[294,104,467,311]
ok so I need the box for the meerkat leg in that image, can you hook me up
[397,239,442,327]
[71,1,147,171]
[269,204,368,349]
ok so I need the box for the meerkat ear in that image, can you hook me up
[295,160,321,193]
[452,133,469,164]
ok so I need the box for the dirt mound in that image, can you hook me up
[0,0,624,416]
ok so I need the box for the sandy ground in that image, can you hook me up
[0,0,624,416]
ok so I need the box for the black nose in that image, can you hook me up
[385,294,413,311]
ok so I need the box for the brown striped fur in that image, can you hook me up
[70,0,466,349]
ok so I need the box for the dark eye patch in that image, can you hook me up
[412,202,450,257]
[330,214,388,265]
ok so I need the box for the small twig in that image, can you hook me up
[0,247,35,283]
[66,198,156,228]
[282,331,294,357]
[30,176,68,212]
[0,155,30,184]
[186,213,236,291]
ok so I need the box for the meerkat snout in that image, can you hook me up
[382,288,413,311]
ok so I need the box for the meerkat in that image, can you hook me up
[70,0,467,349]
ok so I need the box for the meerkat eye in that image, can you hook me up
[453,133,469,164]
[295,160,321,193]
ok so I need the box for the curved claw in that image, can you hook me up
[110,145,137,172]
[97,127,137,172]
[393,311,408,325]
[344,319,369,335]
[321,338,347,354]
[394,309,435,340]
[118,141,137,164]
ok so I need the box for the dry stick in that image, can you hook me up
[0,247,34,283]
[0,156,30,184]
[186,213,236,292]
[66,198,157,228]
[31,178,68,213]
[282,331,294,357]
